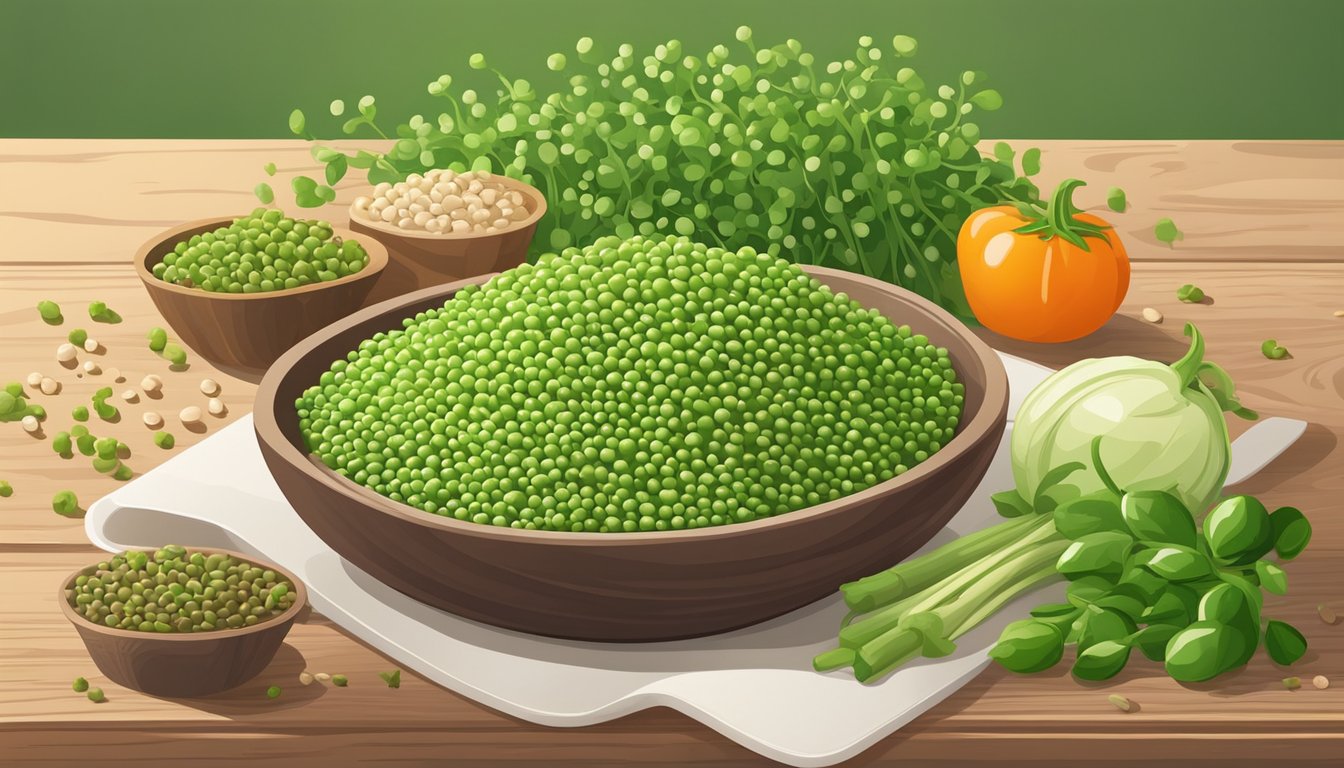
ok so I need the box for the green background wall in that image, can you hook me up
[2,0,1340,139]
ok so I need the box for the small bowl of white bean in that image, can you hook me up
[348,169,546,302]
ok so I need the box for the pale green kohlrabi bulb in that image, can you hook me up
[1011,324,1256,515]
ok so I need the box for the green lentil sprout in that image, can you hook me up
[266,685,282,699]
[72,405,89,422]
[52,431,73,458]
[332,674,348,687]
[73,676,89,693]
[147,327,168,353]
[279,32,1045,319]
[68,328,88,346]
[0,480,12,497]
[162,343,189,367]
[87,688,105,703]
[0,383,42,423]
[65,545,298,633]
[379,670,401,689]
[152,208,369,294]
[154,431,176,449]
[297,235,963,533]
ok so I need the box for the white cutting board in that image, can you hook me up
[84,353,1304,767]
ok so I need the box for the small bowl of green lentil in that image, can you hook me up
[135,210,389,380]
[59,545,307,697]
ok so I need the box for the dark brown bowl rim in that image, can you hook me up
[255,264,1009,547]
[134,216,390,302]
[346,174,548,242]
[58,547,309,642]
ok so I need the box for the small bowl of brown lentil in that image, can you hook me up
[59,545,307,697]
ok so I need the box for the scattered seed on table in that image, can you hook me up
[21,415,40,434]
[72,405,89,422]
[179,406,203,425]
[162,343,188,367]
[56,343,78,363]
[26,372,42,388]
[1107,694,1132,712]
[1283,676,1302,690]
[379,670,401,688]
[299,672,314,685]
[82,360,101,375]
[68,328,88,346]
[0,481,12,497]
[120,389,138,403]
[207,397,226,417]
[72,677,89,693]
[153,431,175,449]
[147,327,168,353]
[112,464,133,482]
[1334,310,1344,318]
[37,300,62,324]
[1314,675,1330,690]
[314,672,331,683]
[52,491,79,516]
[142,411,164,429]
[266,685,282,699]
[1141,307,1163,323]
[141,374,162,395]
[199,378,220,397]
[52,432,73,457]
[83,338,99,353]
[40,377,60,396]
[86,688,105,703]
[1320,605,1340,625]
[332,675,348,687]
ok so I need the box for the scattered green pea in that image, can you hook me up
[153,208,368,294]
[154,431,176,449]
[1283,676,1302,690]
[266,685,282,699]
[87,688,105,703]
[72,405,89,422]
[37,300,62,324]
[92,456,120,474]
[1154,218,1181,245]
[147,327,168,353]
[1261,339,1289,360]
[1106,187,1127,213]
[0,481,12,498]
[162,343,188,367]
[76,433,97,456]
[52,431,73,458]
[52,490,79,517]
[298,235,963,533]
[73,677,89,693]
[65,546,298,633]
[88,301,121,323]
[379,670,401,689]
[331,674,348,687]
[1176,284,1205,303]
[94,437,119,460]
[68,328,89,346]
[112,464,134,482]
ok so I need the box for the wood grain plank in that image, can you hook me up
[3,552,1342,765]
[2,140,1342,266]
[3,261,1339,547]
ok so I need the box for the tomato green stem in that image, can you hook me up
[1013,178,1112,251]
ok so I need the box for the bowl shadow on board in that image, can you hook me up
[972,314,1188,371]
[164,643,325,715]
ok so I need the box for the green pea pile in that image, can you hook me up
[153,208,369,294]
[298,234,963,533]
[67,546,297,633]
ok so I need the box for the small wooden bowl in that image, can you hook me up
[347,175,546,304]
[135,217,389,381]
[59,548,308,698]
[255,267,1008,642]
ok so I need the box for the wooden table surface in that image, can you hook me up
[1,139,1342,766]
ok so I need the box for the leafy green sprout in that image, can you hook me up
[1260,339,1289,360]
[275,31,1045,319]
[1176,284,1205,303]
[379,670,401,688]
[88,301,121,323]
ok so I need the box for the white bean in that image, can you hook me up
[143,411,164,429]
[83,338,99,353]
[40,377,60,396]
[179,406,203,425]
[207,397,227,416]
[21,415,40,434]
[26,372,42,388]
[121,389,139,403]
[379,206,398,222]
[199,378,220,397]
[141,374,163,394]
[82,360,100,374]
[56,343,78,363]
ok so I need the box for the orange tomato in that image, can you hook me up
[957,179,1129,343]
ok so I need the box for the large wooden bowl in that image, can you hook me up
[60,548,308,697]
[254,266,1008,642]
[348,175,546,304]
[135,217,389,381]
